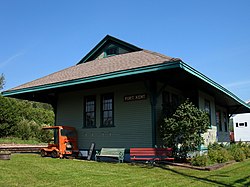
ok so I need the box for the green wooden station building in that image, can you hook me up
[2,35,250,151]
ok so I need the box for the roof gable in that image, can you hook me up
[77,35,142,64]
[2,35,250,114]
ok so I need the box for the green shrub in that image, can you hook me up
[217,148,231,163]
[38,125,53,142]
[208,142,223,150]
[160,99,210,159]
[237,143,250,158]
[16,119,32,140]
[242,147,250,158]
[230,147,246,162]
[205,142,249,164]
[208,144,232,163]
[0,94,54,139]
[191,155,208,166]
[29,121,41,139]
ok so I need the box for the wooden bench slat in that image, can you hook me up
[95,148,125,163]
[96,154,120,158]
[131,158,155,161]
[130,152,172,156]
[130,148,174,163]
[130,148,173,151]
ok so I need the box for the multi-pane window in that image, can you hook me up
[236,122,247,127]
[84,96,96,128]
[216,111,222,131]
[101,94,114,127]
[106,47,118,56]
[205,100,211,126]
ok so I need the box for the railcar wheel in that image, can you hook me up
[40,150,46,157]
[51,150,59,158]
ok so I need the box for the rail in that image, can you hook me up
[0,144,46,153]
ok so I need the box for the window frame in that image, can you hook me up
[105,47,118,57]
[101,93,114,128]
[237,122,247,127]
[83,96,96,128]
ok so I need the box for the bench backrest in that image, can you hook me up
[100,148,125,156]
[130,148,173,157]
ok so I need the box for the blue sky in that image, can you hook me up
[1,0,250,101]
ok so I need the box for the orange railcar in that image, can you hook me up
[40,126,79,158]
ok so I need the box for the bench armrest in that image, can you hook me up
[95,150,100,161]
[96,150,101,155]
[118,151,125,162]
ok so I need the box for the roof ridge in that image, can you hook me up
[77,35,142,64]
[142,49,182,62]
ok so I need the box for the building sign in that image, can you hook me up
[124,93,147,102]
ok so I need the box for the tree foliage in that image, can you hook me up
[160,99,210,159]
[0,73,4,90]
[0,73,54,141]
[0,94,54,140]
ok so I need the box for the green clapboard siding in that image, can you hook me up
[56,81,152,149]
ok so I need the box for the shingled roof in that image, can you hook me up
[2,35,250,114]
[9,50,180,91]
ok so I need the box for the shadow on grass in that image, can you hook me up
[129,162,250,186]
[233,175,250,186]
[155,164,230,187]
[154,163,250,187]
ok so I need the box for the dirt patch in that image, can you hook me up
[163,160,236,171]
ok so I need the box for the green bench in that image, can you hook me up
[95,148,125,163]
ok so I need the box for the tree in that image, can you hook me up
[0,96,21,137]
[0,74,54,140]
[0,95,54,139]
[160,99,210,159]
[0,73,5,90]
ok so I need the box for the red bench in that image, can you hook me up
[130,148,174,163]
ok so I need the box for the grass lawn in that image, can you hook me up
[0,154,249,187]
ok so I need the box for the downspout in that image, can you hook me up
[150,90,157,147]
[144,80,158,147]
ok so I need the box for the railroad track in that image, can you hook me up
[0,145,46,153]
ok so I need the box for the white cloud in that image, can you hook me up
[223,80,250,89]
[0,52,25,68]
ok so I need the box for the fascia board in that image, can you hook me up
[2,62,180,97]
[179,62,250,110]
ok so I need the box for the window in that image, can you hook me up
[106,47,118,56]
[84,96,96,128]
[101,93,114,127]
[216,111,222,131]
[223,112,228,132]
[61,129,76,137]
[239,123,245,126]
[205,100,211,126]
[236,122,247,127]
